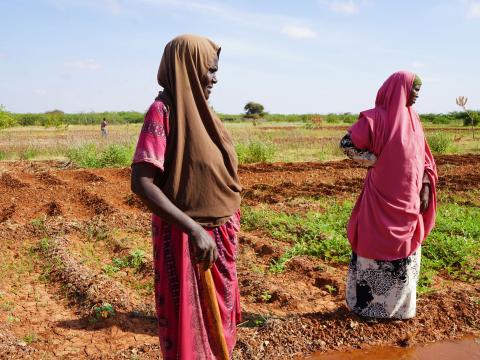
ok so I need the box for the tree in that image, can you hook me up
[0,105,16,129]
[244,102,265,117]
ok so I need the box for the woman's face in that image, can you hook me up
[407,83,421,106]
[202,55,218,100]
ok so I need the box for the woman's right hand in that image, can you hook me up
[188,225,219,270]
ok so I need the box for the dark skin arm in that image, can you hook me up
[131,162,218,269]
[420,172,430,214]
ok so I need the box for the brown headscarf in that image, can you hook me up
[156,34,241,227]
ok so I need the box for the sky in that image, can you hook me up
[1,0,480,115]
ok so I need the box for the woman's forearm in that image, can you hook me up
[340,133,377,166]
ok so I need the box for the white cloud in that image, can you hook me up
[281,25,317,39]
[65,59,101,70]
[328,0,359,14]
[412,61,426,69]
[0,52,5,59]
[467,1,480,18]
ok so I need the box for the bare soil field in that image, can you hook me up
[0,155,479,359]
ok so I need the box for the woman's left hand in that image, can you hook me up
[420,184,430,213]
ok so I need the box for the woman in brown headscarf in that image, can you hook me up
[131,34,242,359]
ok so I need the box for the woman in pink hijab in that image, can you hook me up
[340,71,437,319]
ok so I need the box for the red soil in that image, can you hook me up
[0,155,478,359]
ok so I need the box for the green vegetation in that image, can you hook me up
[0,105,16,129]
[103,249,147,275]
[92,303,115,319]
[427,132,454,154]
[3,106,478,127]
[13,111,144,126]
[67,143,134,168]
[236,139,276,164]
[242,199,480,291]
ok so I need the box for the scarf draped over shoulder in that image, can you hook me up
[156,34,241,227]
[347,71,437,260]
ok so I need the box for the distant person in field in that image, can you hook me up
[339,71,438,319]
[130,34,242,359]
[101,117,108,138]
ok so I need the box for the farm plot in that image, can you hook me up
[0,155,479,359]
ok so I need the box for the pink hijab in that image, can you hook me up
[347,71,438,260]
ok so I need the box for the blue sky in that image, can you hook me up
[1,0,479,114]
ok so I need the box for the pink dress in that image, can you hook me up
[132,100,241,359]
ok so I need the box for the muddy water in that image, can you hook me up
[306,338,480,360]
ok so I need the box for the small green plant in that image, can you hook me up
[110,249,146,273]
[87,224,109,242]
[22,333,38,345]
[103,264,121,276]
[0,300,15,312]
[30,217,46,231]
[324,284,337,294]
[259,290,272,302]
[38,238,51,251]
[93,303,115,319]
[7,315,20,323]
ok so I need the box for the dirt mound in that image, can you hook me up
[0,204,15,222]
[74,171,106,183]
[36,171,66,186]
[79,189,115,215]
[45,201,62,216]
[0,172,28,188]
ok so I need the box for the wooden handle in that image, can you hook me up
[200,268,229,360]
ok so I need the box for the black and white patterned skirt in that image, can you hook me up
[346,248,421,319]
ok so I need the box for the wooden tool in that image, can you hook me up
[200,268,229,360]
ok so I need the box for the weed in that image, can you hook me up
[38,238,51,251]
[0,300,15,312]
[103,264,121,276]
[6,315,20,323]
[93,303,115,319]
[30,217,46,231]
[110,249,146,273]
[22,333,38,345]
[324,284,337,294]
[87,224,109,242]
[259,290,272,302]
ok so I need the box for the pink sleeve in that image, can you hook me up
[349,114,374,151]
[132,101,170,171]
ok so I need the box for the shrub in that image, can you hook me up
[236,140,276,164]
[0,105,16,129]
[427,132,452,154]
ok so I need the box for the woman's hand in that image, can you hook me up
[189,225,219,270]
[420,184,430,213]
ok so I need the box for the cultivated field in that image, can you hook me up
[0,123,479,359]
